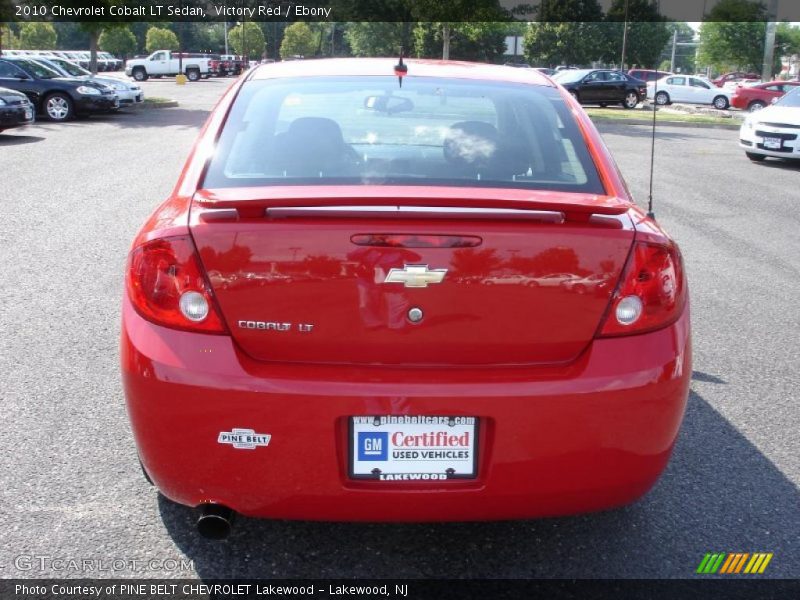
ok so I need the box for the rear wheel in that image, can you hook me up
[43,92,73,121]
[655,91,670,105]
[746,152,766,162]
[623,91,639,109]
[186,69,200,82]
[713,95,729,110]
[132,67,148,82]
[748,100,766,112]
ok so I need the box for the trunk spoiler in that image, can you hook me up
[193,186,630,221]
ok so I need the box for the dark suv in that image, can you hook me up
[0,57,118,121]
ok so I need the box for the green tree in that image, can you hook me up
[602,0,671,69]
[1,23,20,49]
[698,0,767,73]
[98,26,137,58]
[280,22,317,59]
[145,26,180,54]
[659,22,697,73]
[19,22,57,49]
[345,23,413,57]
[228,22,266,59]
[413,22,507,62]
[523,0,604,67]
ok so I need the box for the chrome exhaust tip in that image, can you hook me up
[196,504,234,540]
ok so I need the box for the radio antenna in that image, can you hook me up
[647,71,657,220]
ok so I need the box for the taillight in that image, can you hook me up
[598,241,686,337]
[126,235,227,334]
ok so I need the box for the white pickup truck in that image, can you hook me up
[125,51,211,82]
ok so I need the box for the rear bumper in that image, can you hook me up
[122,295,691,522]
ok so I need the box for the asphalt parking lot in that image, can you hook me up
[0,76,798,579]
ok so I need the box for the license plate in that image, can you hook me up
[24,108,33,120]
[350,416,478,480]
[763,136,781,149]
[114,99,120,108]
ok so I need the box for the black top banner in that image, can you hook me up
[3,0,800,23]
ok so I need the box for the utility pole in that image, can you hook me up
[761,0,779,81]
[670,29,678,72]
[620,0,629,71]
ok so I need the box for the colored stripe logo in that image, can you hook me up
[696,553,773,574]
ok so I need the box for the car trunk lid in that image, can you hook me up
[190,187,634,366]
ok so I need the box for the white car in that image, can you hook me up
[647,75,732,109]
[739,86,800,162]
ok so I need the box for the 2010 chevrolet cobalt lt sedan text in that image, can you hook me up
[121,59,690,539]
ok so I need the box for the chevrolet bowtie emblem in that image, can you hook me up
[384,264,448,288]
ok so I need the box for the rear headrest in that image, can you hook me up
[443,121,499,167]
[287,117,345,145]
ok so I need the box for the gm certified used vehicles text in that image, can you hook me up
[0,85,35,132]
[552,69,646,109]
[0,57,118,121]
[740,85,800,162]
[122,59,691,539]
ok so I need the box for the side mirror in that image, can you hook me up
[15,73,31,80]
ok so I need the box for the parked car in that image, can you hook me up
[0,57,118,121]
[0,85,35,133]
[534,67,556,76]
[739,85,800,162]
[552,68,646,108]
[124,50,211,82]
[712,71,760,88]
[731,80,800,111]
[627,69,672,82]
[647,75,731,109]
[122,59,690,537]
[32,56,144,106]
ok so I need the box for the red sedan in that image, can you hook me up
[732,80,800,111]
[122,59,691,538]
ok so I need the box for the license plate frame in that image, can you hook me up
[763,136,782,149]
[349,416,479,481]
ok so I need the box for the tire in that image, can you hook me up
[623,91,639,109]
[655,91,670,105]
[132,67,148,82]
[746,152,766,162]
[43,92,73,122]
[186,69,200,82]
[748,100,766,112]
[713,95,729,110]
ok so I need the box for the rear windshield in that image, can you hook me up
[203,75,604,194]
